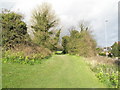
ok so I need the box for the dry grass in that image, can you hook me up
[85,56,119,66]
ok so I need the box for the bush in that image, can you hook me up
[2,42,52,65]
[111,42,120,57]
[99,52,106,56]
[1,9,30,50]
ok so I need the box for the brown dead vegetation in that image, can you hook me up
[9,41,52,58]
[86,56,119,66]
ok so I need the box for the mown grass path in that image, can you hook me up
[3,55,106,88]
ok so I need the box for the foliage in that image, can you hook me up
[55,44,63,51]
[111,42,120,57]
[91,64,118,88]
[2,50,51,65]
[96,47,103,53]
[1,9,30,50]
[2,41,52,65]
[31,2,58,32]
[99,52,106,56]
[62,36,70,54]
[62,24,97,57]
[44,29,61,51]
[31,2,60,51]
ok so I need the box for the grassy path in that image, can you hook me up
[2,55,106,88]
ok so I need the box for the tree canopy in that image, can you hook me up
[1,9,29,50]
[62,23,97,57]
[31,2,60,51]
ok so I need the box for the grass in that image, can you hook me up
[2,55,107,88]
[54,51,63,55]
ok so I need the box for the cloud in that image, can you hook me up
[0,0,119,47]
[0,0,16,12]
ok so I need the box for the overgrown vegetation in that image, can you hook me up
[2,50,51,65]
[92,64,118,88]
[62,24,96,57]
[2,42,52,65]
[86,56,119,88]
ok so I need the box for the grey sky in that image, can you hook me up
[0,0,119,47]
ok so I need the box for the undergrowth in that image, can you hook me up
[2,50,51,65]
[89,63,119,88]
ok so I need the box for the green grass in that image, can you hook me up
[56,51,62,53]
[2,55,107,88]
[54,51,63,55]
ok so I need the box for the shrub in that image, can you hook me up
[111,42,120,57]
[2,42,52,65]
[1,9,30,50]
[99,52,106,56]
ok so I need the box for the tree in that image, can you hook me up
[1,9,29,50]
[62,23,97,57]
[62,36,70,54]
[31,2,58,32]
[43,29,61,51]
[31,2,59,51]
[111,42,120,57]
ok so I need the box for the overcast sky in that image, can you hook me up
[0,0,119,47]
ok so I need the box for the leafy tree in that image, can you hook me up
[62,23,97,57]
[111,42,120,57]
[52,29,61,50]
[119,42,120,57]
[31,2,59,51]
[1,9,29,50]
[31,2,58,32]
[62,36,70,54]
